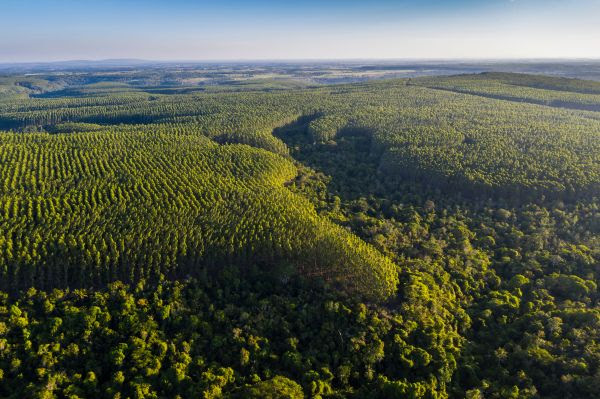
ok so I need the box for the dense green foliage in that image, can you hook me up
[0,70,599,398]
[0,270,460,398]
[0,127,397,300]
[279,118,600,398]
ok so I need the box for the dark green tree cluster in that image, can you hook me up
[0,269,458,398]
[279,119,600,398]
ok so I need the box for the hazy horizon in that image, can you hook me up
[3,57,600,65]
[2,0,599,62]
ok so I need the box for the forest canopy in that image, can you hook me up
[0,70,599,398]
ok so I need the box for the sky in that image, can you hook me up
[1,0,599,62]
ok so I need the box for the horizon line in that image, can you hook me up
[2,57,600,66]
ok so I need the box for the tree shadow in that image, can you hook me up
[273,115,384,201]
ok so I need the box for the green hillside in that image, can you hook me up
[0,127,397,300]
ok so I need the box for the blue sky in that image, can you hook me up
[1,0,599,61]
